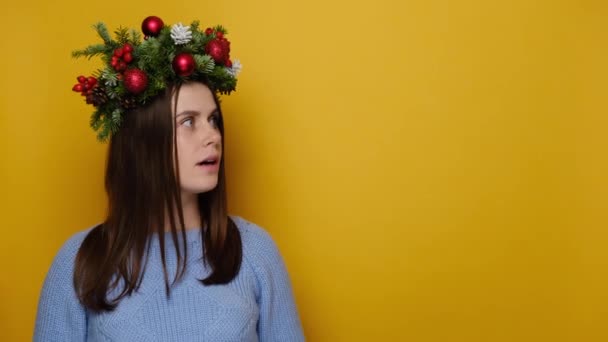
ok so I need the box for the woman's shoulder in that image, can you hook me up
[35,226,95,341]
[230,215,270,239]
[229,215,284,265]
[47,225,97,271]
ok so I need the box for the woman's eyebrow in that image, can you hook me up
[176,110,201,118]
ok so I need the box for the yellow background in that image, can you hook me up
[1,0,607,341]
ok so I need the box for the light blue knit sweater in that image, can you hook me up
[34,216,305,341]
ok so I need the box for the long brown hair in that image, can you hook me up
[74,82,242,312]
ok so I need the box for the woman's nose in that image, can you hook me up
[200,124,221,147]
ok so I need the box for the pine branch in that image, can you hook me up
[106,85,120,99]
[100,68,119,88]
[97,116,113,142]
[190,29,211,53]
[72,44,107,59]
[111,109,122,126]
[130,29,142,44]
[210,66,236,94]
[191,31,203,46]
[194,55,215,73]
[108,112,121,136]
[157,27,174,49]
[213,25,228,34]
[114,27,130,44]
[89,109,103,130]
[97,128,109,142]
[92,22,112,45]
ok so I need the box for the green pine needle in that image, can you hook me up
[72,44,107,59]
[213,25,228,34]
[114,27,131,44]
[130,29,142,44]
[92,22,112,45]
[111,109,122,125]
[100,69,119,88]
[89,109,103,130]
[194,55,215,74]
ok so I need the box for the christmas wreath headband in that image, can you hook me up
[71,16,241,141]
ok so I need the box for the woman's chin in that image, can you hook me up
[182,182,218,195]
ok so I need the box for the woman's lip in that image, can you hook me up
[197,161,220,172]
[196,158,219,166]
[198,155,219,164]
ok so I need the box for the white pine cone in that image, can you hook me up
[228,59,242,77]
[171,23,192,45]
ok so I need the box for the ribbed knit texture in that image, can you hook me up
[34,216,305,341]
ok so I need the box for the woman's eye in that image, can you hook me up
[209,114,220,128]
[182,118,193,127]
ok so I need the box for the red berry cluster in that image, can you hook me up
[204,28,232,67]
[111,43,134,72]
[72,75,98,96]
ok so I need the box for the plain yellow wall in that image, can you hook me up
[1,0,607,341]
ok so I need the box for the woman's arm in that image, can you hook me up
[34,231,88,341]
[245,222,305,342]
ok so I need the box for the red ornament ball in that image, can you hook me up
[205,39,230,64]
[123,68,148,94]
[142,16,164,37]
[172,53,196,77]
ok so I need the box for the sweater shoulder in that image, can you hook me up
[51,226,96,268]
[230,215,283,267]
[231,215,272,241]
[35,227,94,341]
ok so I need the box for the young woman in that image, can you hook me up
[34,17,304,341]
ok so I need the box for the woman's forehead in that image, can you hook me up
[173,83,217,115]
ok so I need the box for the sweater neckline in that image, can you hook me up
[148,227,205,248]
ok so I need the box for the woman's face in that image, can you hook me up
[173,82,222,196]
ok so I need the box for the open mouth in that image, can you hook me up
[197,157,219,166]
